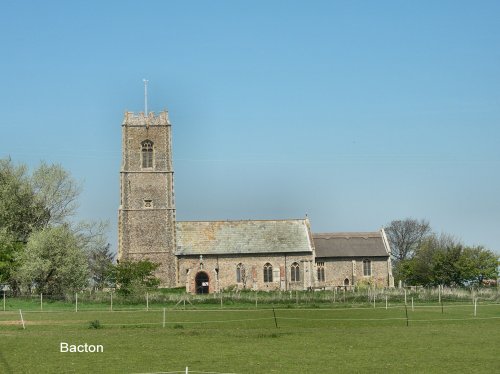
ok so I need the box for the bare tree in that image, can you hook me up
[385,218,432,261]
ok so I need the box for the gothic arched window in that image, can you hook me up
[291,262,300,282]
[363,259,372,276]
[141,140,153,168]
[236,263,244,283]
[263,263,273,283]
[316,262,325,282]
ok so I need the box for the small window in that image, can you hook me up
[236,263,244,283]
[141,140,153,168]
[263,263,273,283]
[363,259,371,277]
[143,199,153,208]
[291,262,300,282]
[316,262,325,282]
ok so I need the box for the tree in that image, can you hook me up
[112,260,160,296]
[0,159,47,242]
[0,229,24,289]
[31,162,81,228]
[402,234,498,287]
[385,218,432,261]
[16,226,89,294]
[88,243,114,290]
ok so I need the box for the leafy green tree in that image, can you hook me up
[16,226,89,294]
[402,233,498,287]
[113,260,160,296]
[88,243,114,290]
[0,159,47,242]
[0,229,24,289]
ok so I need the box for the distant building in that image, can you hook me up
[118,111,394,293]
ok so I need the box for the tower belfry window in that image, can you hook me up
[141,140,153,168]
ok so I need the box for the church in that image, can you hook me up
[118,110,394,294]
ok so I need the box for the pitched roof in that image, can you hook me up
[175,219,313,256]
[313,232,389,258]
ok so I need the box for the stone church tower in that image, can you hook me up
[118,111,177,287]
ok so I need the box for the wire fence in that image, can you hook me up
[1,300,499,330]
[2,286,499,313]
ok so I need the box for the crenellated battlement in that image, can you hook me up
[122,111,170,126]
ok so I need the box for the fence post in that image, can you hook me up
[474,298,477,317]
[75,293,78,312]
[220,292,223,309]
[411,297,414,312]
[19,309,25,330]
[110,292,113,311]
[404,303,409,327]
[385,295,388,310]
[3,290,5,311]
[404,289,407,305]
[146,292,149,311]
[272,306,278,329]
[163,307,166,328]
[40,293,43,311]
[255,293,258,308]
[438,285,441,304]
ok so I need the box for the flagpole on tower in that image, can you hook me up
[143,79,149,115]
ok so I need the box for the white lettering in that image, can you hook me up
[60,342,104,353]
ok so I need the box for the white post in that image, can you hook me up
[474,298,477,317]
[255,293,258,308]
[385,295,388,310]
[185,367,188,374]
[438,285,441,304]
[3,291,5,311]
[110,292,113,311]
[411,297,414,312]
[404,289,407,305]
[333,288,336,303]
[146,292,149,311]
[373,295,376,308]
[19,309,25,329]
[220,292,223,309]
[163,308,166,328]
[40,293,43,311]
[75,293,78,312]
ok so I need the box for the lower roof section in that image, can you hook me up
[175,219,313,256]
[313,231,390,258]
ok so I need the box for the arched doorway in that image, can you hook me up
[195,272,209,294]
[344,278,350,286]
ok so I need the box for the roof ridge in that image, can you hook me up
[177,218,306,223]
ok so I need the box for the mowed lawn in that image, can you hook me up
[1,304,499,373]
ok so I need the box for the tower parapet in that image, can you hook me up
[123,111,171,127]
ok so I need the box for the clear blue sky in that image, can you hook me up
[1,1,499,253]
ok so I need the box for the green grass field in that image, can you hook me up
[1,300,499,373]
